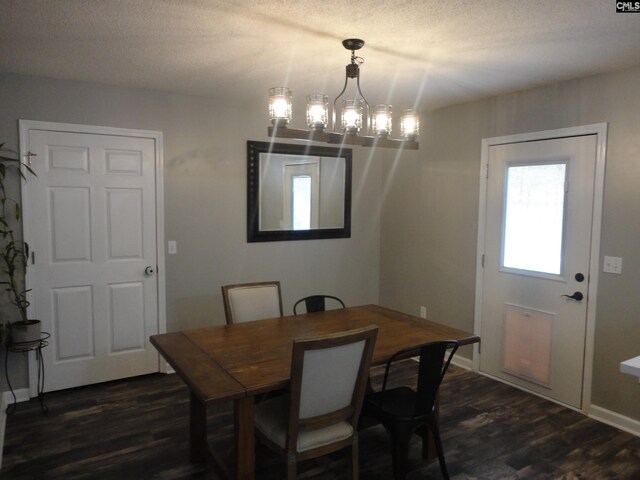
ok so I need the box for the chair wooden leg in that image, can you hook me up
[287,457,297,480]
[351,436,360,480]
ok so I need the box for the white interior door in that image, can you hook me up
[21,122,164,393]
[478,134,598,409]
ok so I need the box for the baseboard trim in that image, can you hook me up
[475,371,640,438]
[451,354,473,371]
[589,404,640,437]
[2,389,30,405]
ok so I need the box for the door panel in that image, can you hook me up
[50,187,92,261]
[479,135,597,408]
[109,282,145,352]
[25,128,160,392]
[106,188,143,258]
[53,285,94,360]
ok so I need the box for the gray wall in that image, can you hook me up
[0,72,382,389]
[379,65,640,422]
[2,65,639,425]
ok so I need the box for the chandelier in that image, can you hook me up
[268,39,419,150]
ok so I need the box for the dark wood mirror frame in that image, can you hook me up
[247,141,352,242]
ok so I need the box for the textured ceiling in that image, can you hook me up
[1,0,639,110]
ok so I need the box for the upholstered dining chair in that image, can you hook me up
[362,340,459,480]
[254,325,378,480]
[221,281,283,325]
[292,295,346,314]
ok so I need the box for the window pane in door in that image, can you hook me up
[502,163,566,275]
[292,175,311,230]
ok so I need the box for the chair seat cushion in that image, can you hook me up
[365,386,432,420]
[255,396,353,453]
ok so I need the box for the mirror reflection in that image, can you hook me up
[247,141,352,242]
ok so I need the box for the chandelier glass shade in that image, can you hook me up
[268,39,419,150]
[372,104,393,138]
[268,87,292,125]
[306,94,329,131]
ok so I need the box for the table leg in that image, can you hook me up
[419,394,439,461]
[234,397,255,480]
[189,392,208,464]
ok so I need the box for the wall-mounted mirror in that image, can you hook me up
[247,141,352,242]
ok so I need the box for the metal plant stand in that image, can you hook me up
[4,332,50,415]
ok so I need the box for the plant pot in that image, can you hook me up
[11,319,42,344]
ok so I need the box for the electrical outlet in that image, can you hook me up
[420,306,427,319]
[603,256,622,274]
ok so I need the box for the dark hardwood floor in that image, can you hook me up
[2,362,639,479]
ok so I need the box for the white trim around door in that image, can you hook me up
[473,123,608,413]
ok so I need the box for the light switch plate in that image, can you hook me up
[420,306,427,319]
[168,240,177,255]
[603,256,622,274]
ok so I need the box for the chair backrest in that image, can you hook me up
[293,295,346,315]
[221,281,283,324]
[287,326,378,444]
[381,340,459,417]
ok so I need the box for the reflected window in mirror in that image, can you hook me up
[247,141,352,242]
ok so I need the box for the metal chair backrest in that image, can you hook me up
[293,295,346,315]
[380,340,459,417]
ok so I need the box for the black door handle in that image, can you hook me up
[562,291,584,301]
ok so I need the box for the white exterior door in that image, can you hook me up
[21,121,165,393]
[283,162,320,230]
[477,130,604,409]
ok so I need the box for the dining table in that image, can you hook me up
[150,304,480,480]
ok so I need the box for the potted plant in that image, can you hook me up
[0,142,39,345]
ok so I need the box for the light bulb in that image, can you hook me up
[401,109,419,140]
[269,87,292,125]
[306,94,328,131]
[372,104,392,137]
[341,99,363,134]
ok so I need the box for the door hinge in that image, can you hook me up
[24,151,37,167]
[485,163,489,179]
[481,254,485,268]
[31,251,35,265]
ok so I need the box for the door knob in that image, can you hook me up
[562,291,583,301]
[144,266,155,276]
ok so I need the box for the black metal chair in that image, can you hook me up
[362,340,459,480]
[293,295,346,314]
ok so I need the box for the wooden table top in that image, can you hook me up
[151,304,479,402]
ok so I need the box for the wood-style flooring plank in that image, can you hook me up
[2,362,639,479]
